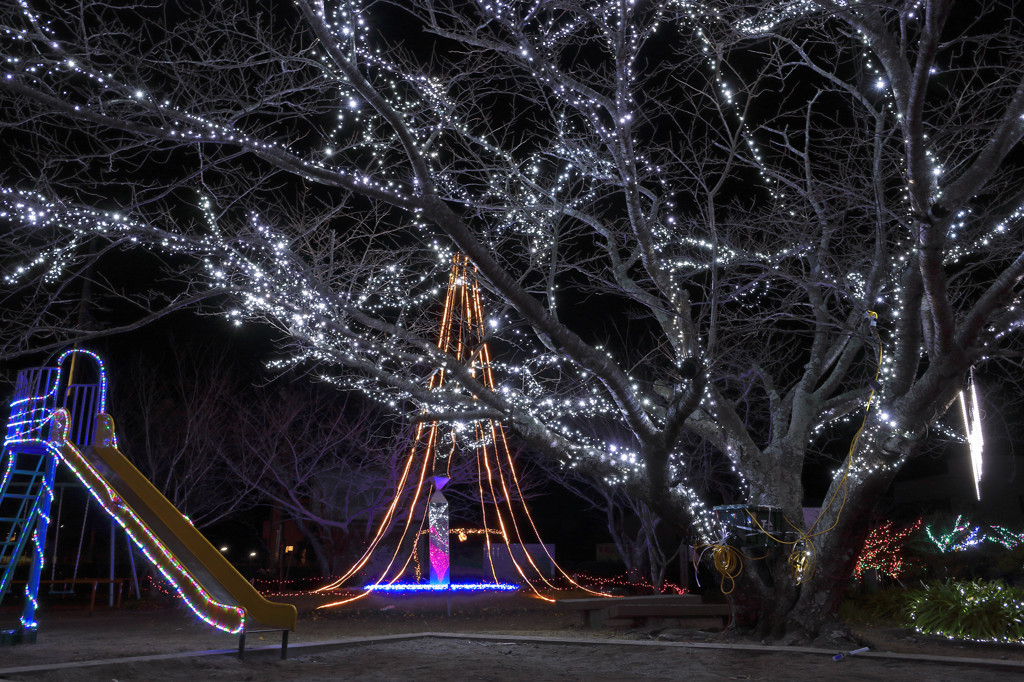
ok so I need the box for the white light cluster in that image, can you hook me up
[2,0,1023,553]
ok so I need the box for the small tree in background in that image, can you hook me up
[852,519,922,586]
[228,382,420,577]
[112,337,257,527]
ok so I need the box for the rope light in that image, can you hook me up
[411,527,505,582]
[316,255,605,608]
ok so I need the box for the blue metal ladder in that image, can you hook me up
[0,443,57,644]
[0,352,104,644]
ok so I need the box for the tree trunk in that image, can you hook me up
[727,545,800,637]
[785,468,894,638]
[721,464,896,641]
[708,454,901,638]
[294,517,332,577]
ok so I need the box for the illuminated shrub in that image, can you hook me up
[853,519,922,582]
[905,580,1024,643]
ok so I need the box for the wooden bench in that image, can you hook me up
[557,594,730,629]
[607,602,731,628]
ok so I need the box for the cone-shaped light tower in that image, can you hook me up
[316,255,600,605]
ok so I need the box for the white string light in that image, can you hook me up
[1,0,1022,559]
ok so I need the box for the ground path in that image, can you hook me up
[1,591,1021,680]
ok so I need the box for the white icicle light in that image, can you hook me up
[958,370,984,501]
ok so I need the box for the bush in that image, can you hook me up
[840,587,914,625]
[905,580,1024,643]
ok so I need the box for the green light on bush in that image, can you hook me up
[924,516,1024,553]
[906,581,1024,644]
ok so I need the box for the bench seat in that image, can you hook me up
[557,594,729,629]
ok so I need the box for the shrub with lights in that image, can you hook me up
[905,580,1024,644]
[852,519,923,585]
[924,515,1024,554]
[918,515,1024,583]
[845,514,1024,635]
[851,515,1024,588]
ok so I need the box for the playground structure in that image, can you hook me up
[316,254,601,605]
[0,349,296,645]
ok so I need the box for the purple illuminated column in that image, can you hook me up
[428,476,450,586]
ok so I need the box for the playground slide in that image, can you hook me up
[49,410,297,635]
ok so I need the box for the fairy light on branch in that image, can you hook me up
[3,0,1024,617]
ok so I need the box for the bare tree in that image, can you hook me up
[2,1,1024,638]
[544,461,683,591]
[222,375,532,578]
[111,337,258,527]
[112,330,541,579]
[226,382,421,577]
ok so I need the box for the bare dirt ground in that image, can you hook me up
[2,591,1023,681]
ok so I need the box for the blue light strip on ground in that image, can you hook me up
[362,582,519,593]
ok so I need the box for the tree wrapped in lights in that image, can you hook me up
[3,0,1024,638]
[852,519,922,583]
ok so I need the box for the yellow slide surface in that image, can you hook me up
[49,410,297,634]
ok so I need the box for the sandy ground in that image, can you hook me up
[2,591,1023,681]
